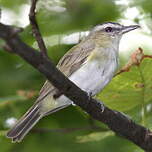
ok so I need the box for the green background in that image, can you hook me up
[0,0,152,151]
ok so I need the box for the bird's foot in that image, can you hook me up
[88,92,93,100]
[95,99,105,113]
[99,101,105,113]
[87,92,104,113]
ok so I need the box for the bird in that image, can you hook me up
[6,22,140,142]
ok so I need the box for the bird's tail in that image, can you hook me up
[6,104,42,143]
[6,92,71,143]
[6,101,70,142]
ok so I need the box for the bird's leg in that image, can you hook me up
[96,99,105,113]
[87,92,105,112]
[88,92,93,100]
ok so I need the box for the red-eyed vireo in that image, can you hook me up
[7,22,140,142]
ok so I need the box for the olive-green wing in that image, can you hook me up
[57,41,94,76]
[36,39,95,102]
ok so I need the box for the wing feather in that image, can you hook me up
[37,39,95,102]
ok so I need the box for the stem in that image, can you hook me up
[138,66,146,125]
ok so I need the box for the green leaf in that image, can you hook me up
[0,130,7,136]
[0,0,29,12]
[76,131,114,143]
[98,58,152,124]
[34,0,120,36]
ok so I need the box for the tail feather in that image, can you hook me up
[43,104,71,116]
[12,110,42,142]
[6,103,71,142]
[7,105,42,142]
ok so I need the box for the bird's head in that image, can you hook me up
[89,22,140,47]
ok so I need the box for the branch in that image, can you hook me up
[115,47,152,76]
[29,0,48,57]
[32,126,106,134]
[1,23,152,151]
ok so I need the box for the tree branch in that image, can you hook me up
[115,47,152,76]
[32,126,106,134]
[29,0,48,57]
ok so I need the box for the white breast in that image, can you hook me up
[69,49,118,96]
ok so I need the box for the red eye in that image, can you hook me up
[105,27,113,32]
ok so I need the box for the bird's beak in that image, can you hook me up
[121,25,140,34]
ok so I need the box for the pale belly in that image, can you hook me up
[55,58,118,107]
[69,59,118,96]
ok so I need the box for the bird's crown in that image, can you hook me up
[92,22,123,33]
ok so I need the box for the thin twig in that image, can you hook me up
[29,0,48,57]
[32,126,107,134]
[115,47,152,76]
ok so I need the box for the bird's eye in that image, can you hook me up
[105,27,113,32]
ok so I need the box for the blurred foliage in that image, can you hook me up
[0,0,152,152]
[36,0,119,35]
[98,58,152,125]
[0,0,28,12]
